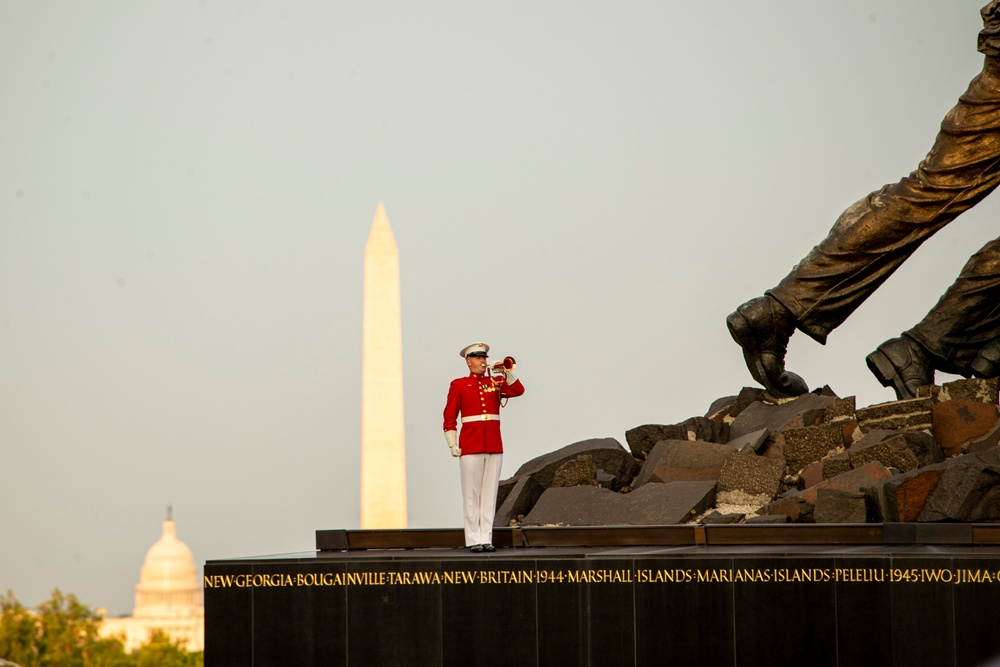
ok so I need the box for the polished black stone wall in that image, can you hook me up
[204,549,1000,667]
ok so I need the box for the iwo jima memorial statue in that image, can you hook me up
[204,5,1000,666]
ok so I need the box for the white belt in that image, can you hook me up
[462,414,500,423]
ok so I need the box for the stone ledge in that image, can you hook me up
[315,522,1000,551]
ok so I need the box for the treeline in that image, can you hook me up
[0,590,202,667]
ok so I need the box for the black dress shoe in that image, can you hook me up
[866,336,934,400]
[971,339,1000,378]
[482,544,495,552]
[726,296,808,398]
[469,545,485,553]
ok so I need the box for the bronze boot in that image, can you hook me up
[971,339,1000,378]
[726,296,808,398]
[866,336,935,400]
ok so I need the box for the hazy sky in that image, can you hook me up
[4,1,1000,615]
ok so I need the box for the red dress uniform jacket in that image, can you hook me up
[443,372,525,455]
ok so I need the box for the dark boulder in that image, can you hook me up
[728,387,767,419]
[920,459,1000,522]
[522,481,716,526]
[966,421,1000,454]
[493,476,545,527]
[717,450,785,506]
[625,418,730,459]
[856,397,933,434]
[865,462,949,522]
[510,437,640,492]
[727,428,769,454]
[847,430,921,473]
[782,422,846,473]
[813,488,867,523]
[632,440,735,488]
[705,395,738,422]
[821,451,852,481]
[745,514,790,524]
[799,461,893,505]
[763,496,814,523]
[700,510,745,524]
[932,400,1000,458]
[551,454,598,488]
[934,377,1000,404]
[727,393,835,442]
[823,396,857,423]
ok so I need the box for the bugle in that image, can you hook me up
[487,356,516,382]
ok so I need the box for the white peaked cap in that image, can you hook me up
[460,342,490,358]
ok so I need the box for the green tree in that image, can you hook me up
[0,590,201,667]
[33,589,126,667]
[0,589,130,667]
[131,630,202,667]
[0,590,39,666]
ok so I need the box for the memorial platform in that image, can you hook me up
[204,525,1000,667]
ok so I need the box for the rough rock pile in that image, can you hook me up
[495,377,1000,526]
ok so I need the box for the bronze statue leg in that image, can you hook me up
[865,237,1000,398]
[730,57,1000,397]
[768,58,1000,345]
[905,237,1000,375]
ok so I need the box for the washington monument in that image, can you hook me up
[360,202,407,528]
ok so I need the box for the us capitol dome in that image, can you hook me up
[100,507,204,652]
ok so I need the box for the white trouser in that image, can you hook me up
[459,453,503,547]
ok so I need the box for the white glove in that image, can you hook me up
[504,370,518,384]
[445,430,460,457]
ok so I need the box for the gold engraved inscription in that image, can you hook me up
[203,567,1000,589]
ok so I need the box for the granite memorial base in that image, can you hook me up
[204,525,1000,667]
